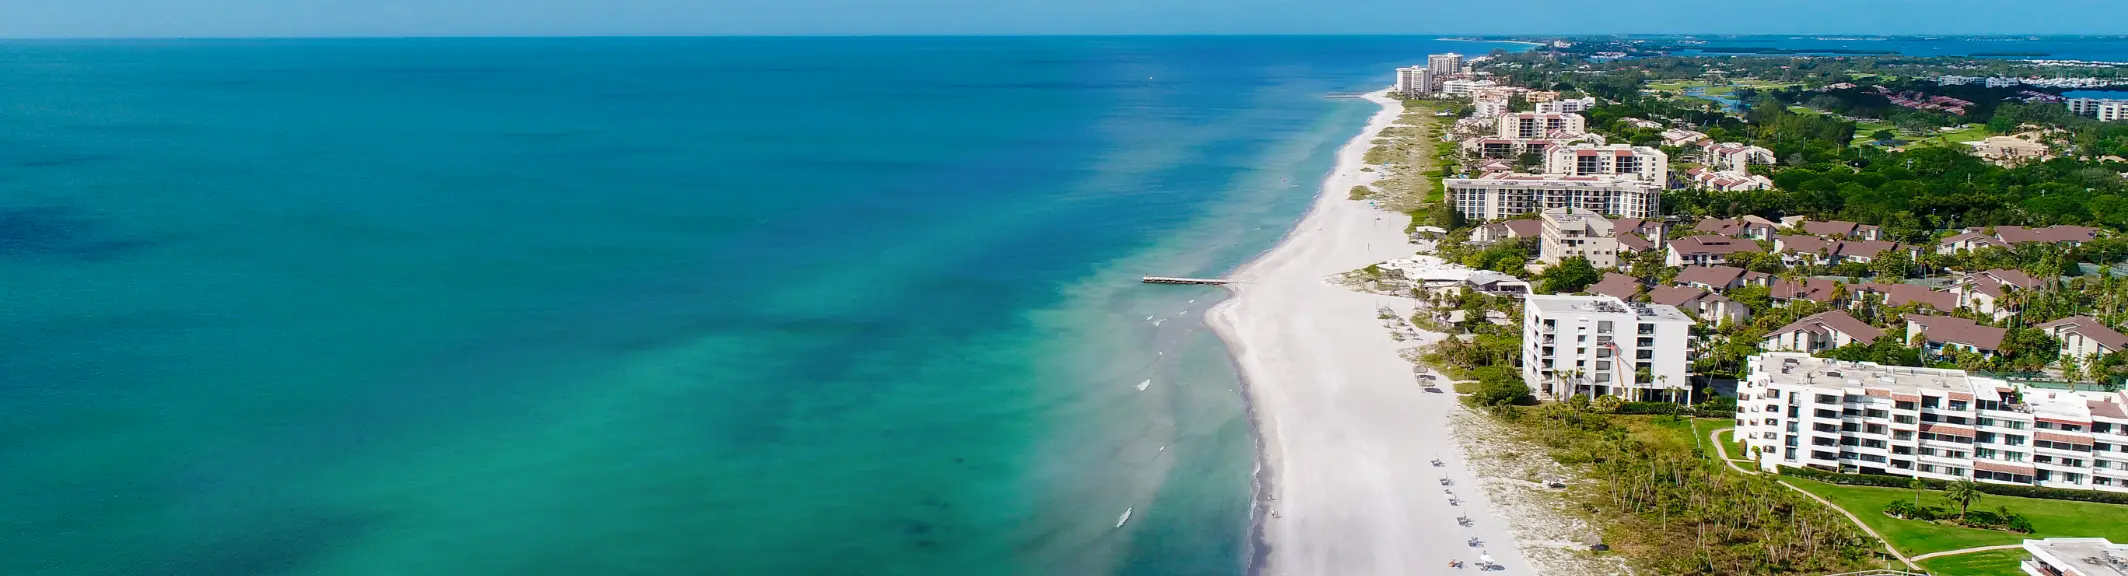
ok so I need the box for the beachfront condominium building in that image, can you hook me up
[1396,66,1435,97]
[1542,143,1668,184]
[1538,207,1620,269]
[1448,173,1662,221]
[1441,79,1497,97]
[1522,295,1695,401]
[2068,98,2128,122]
[1736,352,2128,493]
[1498,112,1587,139]
[1428,53,1464,76]
[1534,96,1597,114]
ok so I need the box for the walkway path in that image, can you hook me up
[1707,427,1917,570]
[1910,543,2025,562]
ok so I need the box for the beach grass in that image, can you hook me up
[1917,548,2028,576]
[1783,477,2128,555]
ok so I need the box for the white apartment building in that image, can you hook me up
[1534,96,1597,114]
[1473,99,1509,119]
[1498,112,1587,139]
[1427,53,1464,76]
[2068,98,2128,122]
[1538,207,1620,269]
[1522,295,1695,401]
[1441,79,1497,97]
[1542,143,1668,183]
[1701,141,1778,172]
[1737,352,2128,493]
[1448,173,1662,220]
[1395,66,1435,97]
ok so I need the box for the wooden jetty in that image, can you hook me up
[1142,276,1233,285]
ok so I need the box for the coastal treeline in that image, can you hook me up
[1500,406,1876,574]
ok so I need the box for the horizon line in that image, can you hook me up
[2,32,2124,41]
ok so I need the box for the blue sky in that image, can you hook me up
[4,0,2125,38]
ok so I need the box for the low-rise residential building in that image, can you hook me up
[1762,311,1882,352]
[1542,143,1668,183]
[1660,128,1708,147]
[1770,278,1842,307]
[1737,352,2128,492]
[1937,225,2100,255]
[2022,538,2128,576]
[1588,272,1642,300]
[1534,96,1597,114]
[1447,173,1662,221]
[1906,315,2009,357]
[1539,207,1621,268]
[1666,235,1765,267]
[1522,295,1695,401]
[1692,216,1780,240]
[1469,219,1543,244]
[1619,117,1664,130]
[1772,236,1905,265]
[1472,98,1510,119]
[2037,315,2128,361]
[1852,282,1959,312]
[1954,268,2046,321]
[1648,285,1749,326]
[1798,220,1884,241]
[1674,264,1772,292]
[1700,141,1777,172]
[1683,167,1775,191]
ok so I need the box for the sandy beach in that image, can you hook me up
[1206,90,1533,575]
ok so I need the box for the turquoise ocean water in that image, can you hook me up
[0,37,1518,576]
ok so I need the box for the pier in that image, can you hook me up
[1142,276,1233,285]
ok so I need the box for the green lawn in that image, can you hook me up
[1684,418,1748,462]
[1785,477,2128,556]
[1917,548,2027,576]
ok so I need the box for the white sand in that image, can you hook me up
[1206,90,1532,575]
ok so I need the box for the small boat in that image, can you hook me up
[1116,507,1133,528]
[1137,379,1151,391]
[1158,446,1166,453]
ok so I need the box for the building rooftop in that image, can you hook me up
[2026,538,2128,576]
[1526,294,1692,323]
[1754,352,1984,395]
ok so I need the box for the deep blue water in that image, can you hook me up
[0,37,1516,576]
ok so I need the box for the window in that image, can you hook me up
[1894,430,1915,441]
[1843,408,1861,417]
[2005,434,2027,446]
[1977,432,1996,443]
[1922,397,1941,409]
[1817,394,1840,405]
[1976,448,1998,459]
[1894,415,1918,424]
[1815,409,1837,419]
[1638,323,1654,335]
[1844,395,1864,404]
[1896,401,1918,411]
[2099,423,2116,434]
[1867,409,1889,419]
[1597,321,1614,333]
[1866,424,1887,435]
[1949,400,1969,411]
[1636,350,1653,360]
[1637,337,1654,347]
[1978,417,1995,427]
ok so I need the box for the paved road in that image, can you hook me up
[1910,543,2025,561]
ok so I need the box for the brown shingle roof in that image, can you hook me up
[1905,315,2008,351]
[1675,265,1747,288]
[1587,273,1643,299]
[1669,235,1763,256]
[2035,315,2128,352]
[1801,220,1866,238]
[1616,232,1654,251]
[1855,283,1957,311]
[1647,285,1710,308]
[1771,278,1840,303]
[1768,311,1883,345]
[1502,220,1543,237]
[1992,225,2099,244]
[1963,269,2044,298]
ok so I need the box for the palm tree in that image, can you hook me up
[1944,478,1984,521]
[1907,477,1926,509]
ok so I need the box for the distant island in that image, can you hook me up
[1689,46,1897,55]
[1972,51,2052,57]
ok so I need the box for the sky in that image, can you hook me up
[3,0,2126,38]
